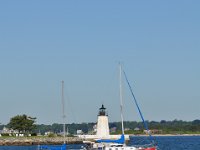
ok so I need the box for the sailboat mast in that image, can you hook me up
[119,63,125,135]
[61,80,66,144]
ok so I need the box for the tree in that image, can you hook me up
[160,120,167,124]
[192,119,200,125]
[8,114,36,134]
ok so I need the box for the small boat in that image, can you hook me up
[87,64,158,150]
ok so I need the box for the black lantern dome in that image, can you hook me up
[98,104,107,116]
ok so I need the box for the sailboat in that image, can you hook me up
[38,81,67,150]
[88,64,157,150]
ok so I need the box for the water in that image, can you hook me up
[129,136,200,150]
[0,136,200,150]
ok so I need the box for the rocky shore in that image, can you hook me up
[1,134,200,146]
[0,137,83,146]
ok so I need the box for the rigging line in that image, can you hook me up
[122,70,153,141]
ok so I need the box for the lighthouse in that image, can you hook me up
[96,104,110,138]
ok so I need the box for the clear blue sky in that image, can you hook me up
[0,1,199,124]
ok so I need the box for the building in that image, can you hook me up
[77,130,83,135]
[0,127,19,136]
[96,104,110,138]
[78,104,129,140]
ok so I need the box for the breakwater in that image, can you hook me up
[0,137,83,146]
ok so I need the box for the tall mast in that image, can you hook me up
[61,80,66,144]
[119,63,125,135]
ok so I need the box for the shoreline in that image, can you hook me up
[0,134,200,146]
[0,137,82,146]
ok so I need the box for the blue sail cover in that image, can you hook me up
[96,134,125,144]
[39,144,66,150]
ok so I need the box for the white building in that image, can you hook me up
[1,127,18,134]
[77,130,83,135]
[78,104,129,140]
[96,104,110,139]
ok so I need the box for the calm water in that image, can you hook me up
[0,136,200,150]
[129,136,200,150]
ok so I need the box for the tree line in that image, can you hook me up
[0,115,200,135]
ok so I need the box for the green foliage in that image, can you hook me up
[48,133,56,137]
[7,114,36,134]
[1,133,9,136]
[0,125,4,130]
[31,133,37,136]
[10,119,199,135]
[34,122,95,135]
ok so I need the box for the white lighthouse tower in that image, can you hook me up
[96,104,110,139]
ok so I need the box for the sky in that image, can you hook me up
[0,1,199,125]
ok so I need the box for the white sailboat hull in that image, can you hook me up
[91,143,156,150]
